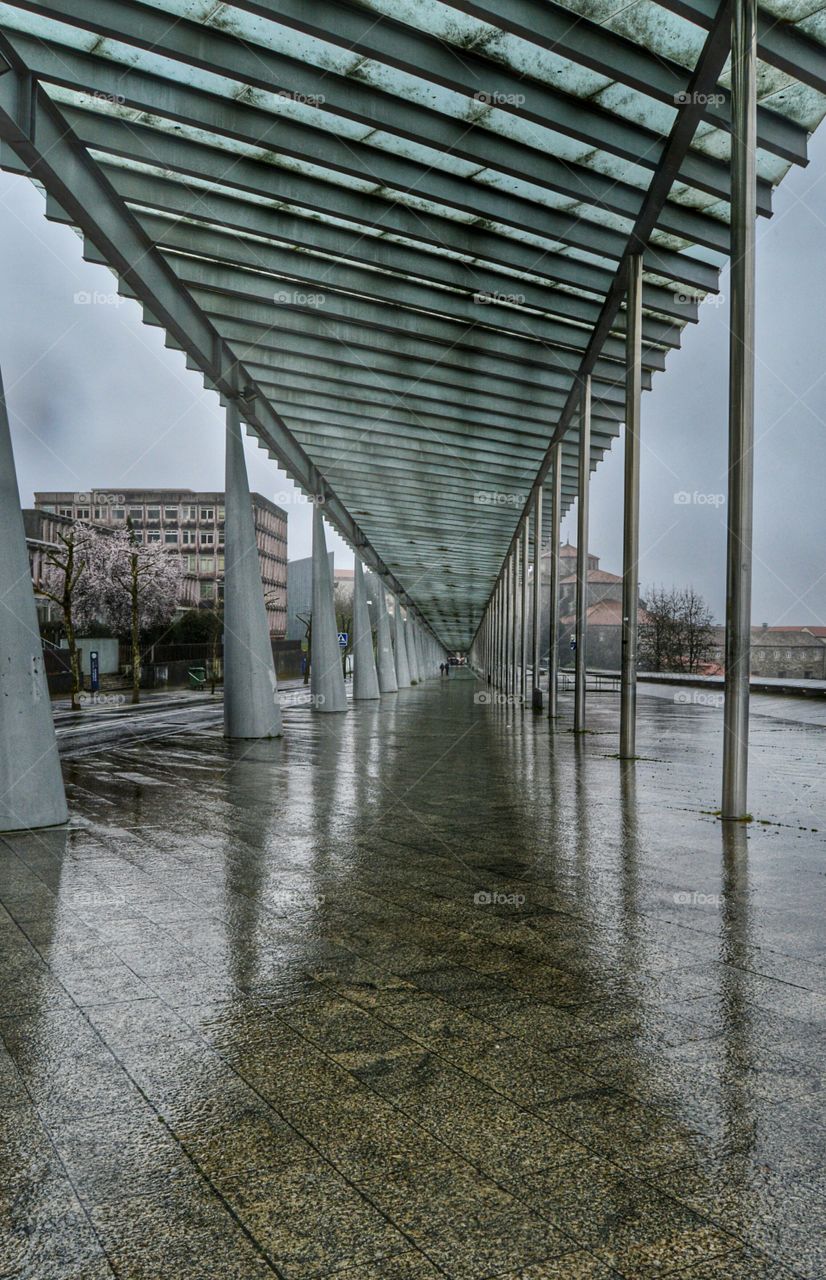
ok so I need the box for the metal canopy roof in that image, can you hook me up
[1,1,825,648]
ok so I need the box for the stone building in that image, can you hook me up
[34,488,288,636]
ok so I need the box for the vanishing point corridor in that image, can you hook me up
[2,675,825,1279]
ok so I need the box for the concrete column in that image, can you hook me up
[722,0,757,821]
[407,617,420,684]
[373,576,397,693]
[224,402,282,739]
[512,538,521,700]
[311,503,348,713]
[532,486,543,709]
[352,556,380,700]
[0,368,68,831]
[574,377,591,733]
[620,255,643,759]
[548,445,562,720]
[521,517,530,704]
[394,602,411,688]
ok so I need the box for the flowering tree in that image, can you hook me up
[93,526,183,704]
[39,522,102,711]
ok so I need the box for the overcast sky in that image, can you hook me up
[3,130,826,626]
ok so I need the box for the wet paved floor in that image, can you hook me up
[2,671,826,1279]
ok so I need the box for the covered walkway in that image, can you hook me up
[2,677,826,1278]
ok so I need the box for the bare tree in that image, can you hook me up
[40,522,99,711]
[639,585,715,673]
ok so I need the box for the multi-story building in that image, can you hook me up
[34,488,288,636]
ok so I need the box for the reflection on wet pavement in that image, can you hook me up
[1,672,826,1278]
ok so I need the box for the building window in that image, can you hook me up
[199,556,215,573]
[58,506,72,518]
[201,532,214,546]
[93,507,105,521]
[128,506,143,520]
[182,530,195,545]
[147,507,160,521]
[183,505,197,521]
[164,531,178,545]
[200,580,215,600]
[217,506,225,520]
[113,508,125,521]
[200,506,214,521]
[186,555,197,572]
[147,531,161,543]
[217,555,225,572]
[164,506,178,521]
[76,507,90,520]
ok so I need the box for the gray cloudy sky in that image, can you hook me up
[3,131,826,626]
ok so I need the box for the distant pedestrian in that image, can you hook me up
[439,662,446,676]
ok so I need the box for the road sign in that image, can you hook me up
[337,632,348,648]
[89,650,100,692]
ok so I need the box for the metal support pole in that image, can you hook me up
[548,444,562,720]
[574,376,591,733]
[503,560,510,693]
[722,0,757,820]
[620,254,643,758]
[521,518,530,705]
[532,485,543,710]
[509,542,514,701]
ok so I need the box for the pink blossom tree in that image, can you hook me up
[92,526,183,704]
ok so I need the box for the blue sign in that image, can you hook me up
[89,649,100,692]
[337,632,349,648]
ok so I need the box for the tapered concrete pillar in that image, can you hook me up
[407,618,421,684]
[373,578,398,693]
[521,518,530,705]
[352,557,380,700]
[620,254,643,759]
[311,503,347,713]
[0,369,68,831]
[548,444,562,719]
[532,486,543,709]
[394,603,411,688]
[224,403,282,739]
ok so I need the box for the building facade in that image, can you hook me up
[34,489,288,636]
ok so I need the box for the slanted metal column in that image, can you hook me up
[224,402,282,738]
[352,556,380,700]
[311,503,347,713]
[393,602,412,688]
[532,486,543,710]
[620,255,643,758]
[574,376,591,733]
[0,366,68,831]
[509,542,514,701]
[548,445,562,720]
[373,576,398,693]
[722,0,758,820]
[521,518,530,704]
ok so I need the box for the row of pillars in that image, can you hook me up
[0,389,446,833]
[472,0,758,822]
